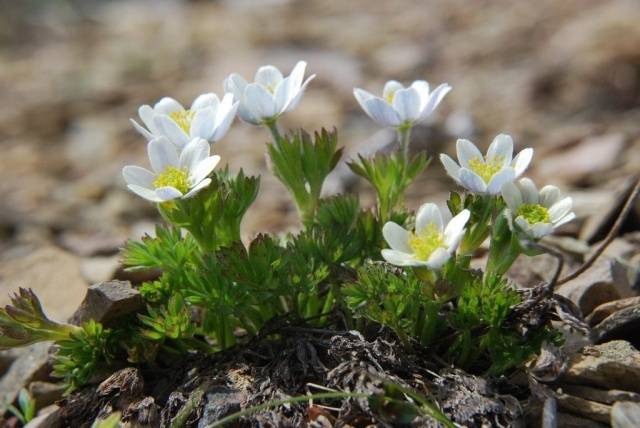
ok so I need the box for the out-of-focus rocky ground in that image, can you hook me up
[1,0,640,425]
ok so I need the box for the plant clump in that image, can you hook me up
[0,60,578,426]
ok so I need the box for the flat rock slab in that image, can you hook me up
[0,246,88,322]
[562,341,640,393]
[592,305,640,348]
[0,342,53,412]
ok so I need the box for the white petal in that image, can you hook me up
[392,87,422,122]
[410,80,430,98]
[444,209,470,250]
[501,182,523,212]
[130,118,155,141]
[179,138,209,171]
[354,88,376,110]
[382,222,412,253]
[189,107,215,140]
[381,249,418,267]
[548,197,573,223]
[456,139,483,169]
[183,178,212,199]
[415,203,443,234]
[529,222,554,239]
[154,97,184,115]
[418,83,451,121]
[190,155,221,185]
[212,100,238,142]
[512,148,533,177]
[458,168,487,193]
[553,212,575,228]
[224,73,248,99]
[154,115,190,149]
[425,247,451,269]
[283,74,315,112]
[383,80,404,100]
[244,83,277,120]
[122,165,155,188]
[486,167,515,194]
[254,65,282,90]
[255,65,284,88]
[287,61,307,90]
[440,154,461,182]
[155,186,183,201]
[138,105,160,134]
[539,185,561,208]
[191,93,220,110]
[363,97,402,127]
[486,134,513,167]
[273,76,292,113]
[518,178,539,204]
[127,184,163,202]
[148,137,179,173]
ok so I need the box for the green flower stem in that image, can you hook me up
[265,120,282,143]
[486,212,522,275]
[398,125,412,165]
[460,195,494,255]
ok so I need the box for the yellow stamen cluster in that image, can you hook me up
[516,203,550,224]
[169,110,196,134]
[468,155,505,183]
[385,90,397,103]
[153,167,190,194]
[408,223,446,261]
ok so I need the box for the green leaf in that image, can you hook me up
[267,128,343,225]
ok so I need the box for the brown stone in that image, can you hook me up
[562,341,640,393]
[0,246,88,322]
[556,392,612,423]
[69,280,143,326]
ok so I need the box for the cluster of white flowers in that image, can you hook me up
[122,59,574,270]
[123,61,315,203]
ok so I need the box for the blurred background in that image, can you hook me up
[0,0,639,318]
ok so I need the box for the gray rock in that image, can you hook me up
[556,392,611,423]
[69,280,143,325]
[0,246,88,322]
[556,257,631,317]
[197,387,247,428]
[587,297,640,326]
[561,384,640,405]
[562,341,640,393]
[611,401,640,428]
[28,381,65,409]
[557,412,607,428]
[592,305,640,348]
[24,405,62,428]
[0,342,52,413]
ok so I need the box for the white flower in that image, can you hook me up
[382,203,470,269]
[130,93,238,149]
[501,178,575,239]
[353,80,451,129]
[122,137,220,203]
[223,61,315,125]
[440,134,533,195]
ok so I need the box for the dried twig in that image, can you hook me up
[556,176,640,286]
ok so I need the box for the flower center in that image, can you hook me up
[468,155,505,183]
[385,90,397,103]
[153,167,190,194]
[408,223,446,261]
[169,110,196,134]
[516,203,550,224]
